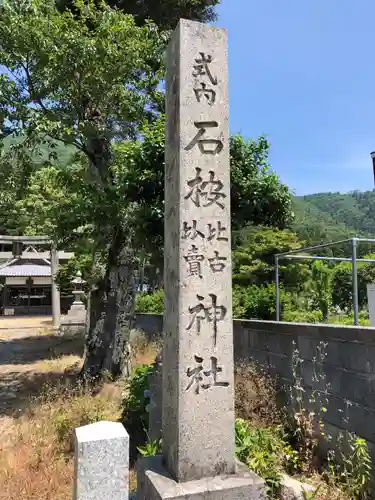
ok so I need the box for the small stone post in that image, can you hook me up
[136,19,264,500]
[73,421,129,500]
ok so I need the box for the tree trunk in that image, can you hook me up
[83,227,136,381]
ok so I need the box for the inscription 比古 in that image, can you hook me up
[185,121,223,155]
[186,355,229,394]
[186,293,227,346]
[184,167,226,209]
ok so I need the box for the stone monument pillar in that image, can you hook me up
[136,19,264,500]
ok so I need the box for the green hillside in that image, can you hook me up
[292,190,375,248]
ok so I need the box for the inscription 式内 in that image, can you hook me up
[186,354,229,394]
[185,121,223,155]
[184,167,226,209]
[186,293,227,346]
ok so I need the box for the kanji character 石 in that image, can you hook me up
[184,245,204,278]
[186,293,227,346]
[193,52,218,86]
[185,121,223,155]
[184,167,226,209]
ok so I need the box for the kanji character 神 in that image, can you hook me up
[186,293,227,346]
[184,167,226,209]
[185,121,223,155]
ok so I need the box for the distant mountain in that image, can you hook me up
[291,191,375,251]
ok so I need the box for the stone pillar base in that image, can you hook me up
[136,455,265,500]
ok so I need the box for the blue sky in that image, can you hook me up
[216,0,375,195]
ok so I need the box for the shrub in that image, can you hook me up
[136,289,164,314]
[121,363,154,461]
[283,307,323,324]
[235,361,282,428]
[327,434,372,499]
[235,418,284,497]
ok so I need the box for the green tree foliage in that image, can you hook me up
[230,136,292,231]
[58,0,220,30]
[292,191,375,251]
[0,0,166,379]
[233,225,308,289]
[111,121,294,268]
[331,256,375,312]
[309,261,332,320]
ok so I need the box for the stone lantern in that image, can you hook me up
[60,271,87,331]
[71,270,86,306]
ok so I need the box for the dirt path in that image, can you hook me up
[0,323,83,417]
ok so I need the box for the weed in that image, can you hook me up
[327,434,372,499]
[235,418,284,498]
[137,438,162,457]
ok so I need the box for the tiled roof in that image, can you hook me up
[0,263,51,277]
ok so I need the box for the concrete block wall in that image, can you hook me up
[134,314,375,461]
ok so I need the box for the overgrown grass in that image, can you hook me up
[0,328,158,500]
[234,357,372,500]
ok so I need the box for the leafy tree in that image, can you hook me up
[111,126,294,269]
[331,256,375,312]
[309,261,332,320]
[232,225,308,289]
[0,1,293,379]
[0,0,165,379]
[58,0,220,29]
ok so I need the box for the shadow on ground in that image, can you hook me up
[0,333,84,366]
[0,332,84,417]
[0,367,81,418]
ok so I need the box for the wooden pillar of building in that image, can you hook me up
[51,244,61,328]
